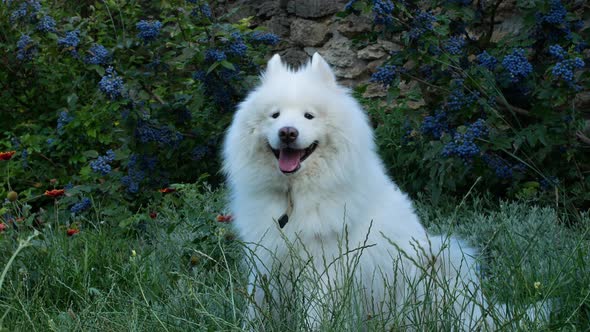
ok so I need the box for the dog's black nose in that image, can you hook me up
[278,126,298,143]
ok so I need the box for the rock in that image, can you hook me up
[357,41,400,60]
[358,44,387,60]
[316,34,368,79]
[290,18,331,46]
[337,14,372,37]
[490,15,524,42]
[280,48,310,68]
[407,99,426,109]
[332,59,366,79]
[286,0,348,18]
[257,1,283,18]
[363,83,388,98]
[377,39,401,53]
[221,0,257,22]
[264,15,291,38]
[367,58,387,72]
[318,34,356,68]
[575,91,590,113]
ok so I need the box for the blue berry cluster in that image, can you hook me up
[551,57,584,86]
[408,10,436,39]
[121,154,156,194]
[36,15,56,33]
[539,0,567,25]
[548,44,566,60]
[57,111,73,134]
[540,176,559,190]
[191,145,210,161]
[344,0,359,12]
[121,169,143,193]
[419,65,433,79]
[401,119,415,145]
[85,44,111,65]
[226,32,247,57]
[58,30,80,56]
[476,51,498,71]
[249,31,280,46]
[190,0,212,19]
[574,41,587,53]
[135,120,183,147]
[21,149,28,169]
[10,3,29,23]
[444,36,466,55]
[90,150,116,175]
[205,49,227,62]
[372,0,395,26]
[70,198,92,214]
[501,48,533,83]
[136,20,162,43]
[446,80,479,111]
[447,0,472,4]
[99,67,125,100]
[442,119,488,160]
[482,154,513,179]
[218,66,241,81]
[193,70,235,111]
[16,34,37,61]
[465,118,488,139]
[370,64,398,87]
[421,111,448,139]
[10,1,41,23]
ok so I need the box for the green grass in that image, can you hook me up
[0,185,588,331]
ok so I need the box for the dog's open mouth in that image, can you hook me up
[270,142,318,174]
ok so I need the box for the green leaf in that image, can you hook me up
[82,150,99,158]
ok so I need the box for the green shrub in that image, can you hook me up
[345,0,589,208]
[0,0,278,225]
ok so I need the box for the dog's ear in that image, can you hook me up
[264,54,283,79]
[311,53,336,86]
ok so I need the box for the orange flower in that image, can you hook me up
[44,189,65,198]
[66,228,80,236]
[216,214,233,223]
[158,188,176,193]
[0,151,16,161]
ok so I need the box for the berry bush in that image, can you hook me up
[0,0,278,228]
[345,0,589,209]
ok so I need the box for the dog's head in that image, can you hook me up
[224,53,374,182]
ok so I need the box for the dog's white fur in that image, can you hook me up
[223,53,490,329]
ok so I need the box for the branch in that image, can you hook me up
[484,0,505,46]
[495,96,530,116]
[140,82,166,105]
[576,130,590,146]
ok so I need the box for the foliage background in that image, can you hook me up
[0,0,589,330]
[344,0,589,211]
[1,0,278,227]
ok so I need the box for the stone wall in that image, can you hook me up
[218,0,390,91]
[215,1,533,96]
[215,0,590,124]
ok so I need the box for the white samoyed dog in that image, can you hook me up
[223,53,541,330]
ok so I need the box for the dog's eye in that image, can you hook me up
[304,112,314,120]
[271,112,280,119]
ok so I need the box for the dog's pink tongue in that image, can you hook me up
[278,148,302,173]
